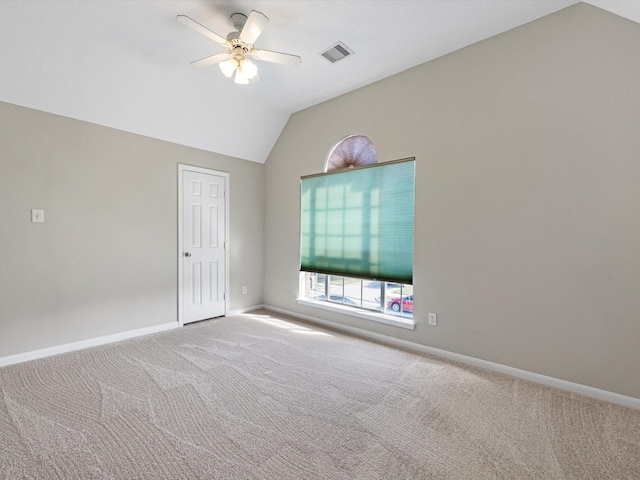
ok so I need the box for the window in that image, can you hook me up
[300,158,415,282]
[302,272,414,320]
[299,155,415,327]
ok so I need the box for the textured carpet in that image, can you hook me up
[1,309,639,479]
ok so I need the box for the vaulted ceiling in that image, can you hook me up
[1,1,638,163]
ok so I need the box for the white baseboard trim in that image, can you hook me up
[0,321,180,368]
[263,304,640,410]
[228,305,264,317]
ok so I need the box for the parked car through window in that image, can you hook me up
[387,295,413,313]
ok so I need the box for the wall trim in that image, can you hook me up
[4,304,637,410]
[0,322,179,368]
[262,304,640,410]
[228,305,264,316]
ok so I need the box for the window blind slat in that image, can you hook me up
[300,159,414,284]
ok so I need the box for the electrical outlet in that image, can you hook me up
[31,209,44,223]
[428,313,437,326]
[242,285,247,295]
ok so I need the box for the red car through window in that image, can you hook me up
[387,295,413,313]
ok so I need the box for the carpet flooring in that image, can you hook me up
[1,308,639,479]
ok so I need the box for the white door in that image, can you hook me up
[181,168,227,324]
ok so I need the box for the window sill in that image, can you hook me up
[296,298,415,330]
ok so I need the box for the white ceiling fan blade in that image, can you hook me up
[251,49,302,66]
[177,15,228,46]
[239,10,269,45]
[191,52,231,67]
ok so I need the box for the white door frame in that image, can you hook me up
[178,164,230,326]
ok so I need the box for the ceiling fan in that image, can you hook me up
[177,11,302,85]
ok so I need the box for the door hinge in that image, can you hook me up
[223,293,226,300]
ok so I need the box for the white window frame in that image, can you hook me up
[297,273,415,330]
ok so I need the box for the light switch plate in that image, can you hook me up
[31,209,44,223]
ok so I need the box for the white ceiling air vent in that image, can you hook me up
[320,42,354,64]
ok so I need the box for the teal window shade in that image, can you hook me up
[300,158,414,284]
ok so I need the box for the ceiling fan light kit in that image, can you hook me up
[219,47,259,84]
[177,10,301,85]
[219,58,237,78]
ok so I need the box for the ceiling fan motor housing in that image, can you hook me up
[231,45,248,61]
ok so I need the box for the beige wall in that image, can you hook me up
[0,101,264,357]
[264,4,640,398]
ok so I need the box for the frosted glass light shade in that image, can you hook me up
[240,58,258,79]
[234,69,249,84]
[219,59,237,78]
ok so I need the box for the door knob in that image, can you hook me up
[184,252,192,257]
